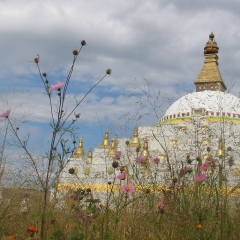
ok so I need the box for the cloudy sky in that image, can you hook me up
[1,0,240,157]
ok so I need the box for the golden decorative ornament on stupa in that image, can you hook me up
[107,166,114,175]
[84,167,90,176]
[98,130,110,149]
[141,138,150,166]
[72,138,85,158]
[87,148,93,164]
[129,127,141,148]
[108,137,117,157]
[204,32,219,54]
[215,138,225,158]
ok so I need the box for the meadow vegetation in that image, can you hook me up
[1,43,240,240]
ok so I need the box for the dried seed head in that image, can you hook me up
[112,161,119,168]
[106,69,112,75]
[73,49,79,56]
[68,168,75,174]
[81,40,86,46]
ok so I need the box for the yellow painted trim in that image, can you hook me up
[57,183,240,196]
[159,116,240,125]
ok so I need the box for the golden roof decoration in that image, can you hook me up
[98,130,110,149]
[141,138,150,159]
[108,137,118,157]
[87,148,93,164]
[129,127,141,148]
[71,138,85,158]
[215,137,225,158]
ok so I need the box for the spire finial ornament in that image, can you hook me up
[129,127,141,148]
[98,130,110,149]
[204,32,219,54]
[72,138,85,158]
[87,148,93,164]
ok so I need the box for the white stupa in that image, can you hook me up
[57,33,240,200]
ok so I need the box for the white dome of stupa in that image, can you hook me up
[159,91,240,123]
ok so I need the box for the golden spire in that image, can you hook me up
[87,148,93,164]
[129,127,141,148]
[215,137,225,158]
[195,32,226,92]
[72,138,85,158]
[140,138,150,166]
[108,137,118,157]
[98,130,110,149]
[141,138,150,157]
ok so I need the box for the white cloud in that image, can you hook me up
[0,0,240,152]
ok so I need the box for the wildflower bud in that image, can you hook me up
[207,147,211,152]
[34,57,39,63]
[228,157,234,167]
[108,181,112,185]
[112,161,119,168]
[86,188,91,193]
[187,159,192,164]
[68,168,75,174]
[81,40,86,46]
[73,49,79,56]
[196,156,201,162]
[45,80,49,84]
[16,127,19,131]
[197,224,203,229]
[125,141,129,145]
[42,72,47,77]
[172,177,178,183]
[227,146,232,151]
[159,208,164,214]
[186,154,190,160]
[73,140,76,144]
[136,147,140,153]
[119,166,125,172]
[51,219,56,225]
[75,113,80,118]
[145,188,151,194]
[52,147,57,151]
[106,69,112,75]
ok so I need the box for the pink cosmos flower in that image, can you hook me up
[49,82,66,91]
[206,156,217,163]
[200,163,209,172]
[157,200,165,210]
[195,174,207,183]
[113,151,122,160]
[120,183,135,195]
[174,183,183,189]
[0,109,10,118]
[153,158,160,164]
[189,151,194,157]
[136,155,145,164]
[117,172,126,180]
